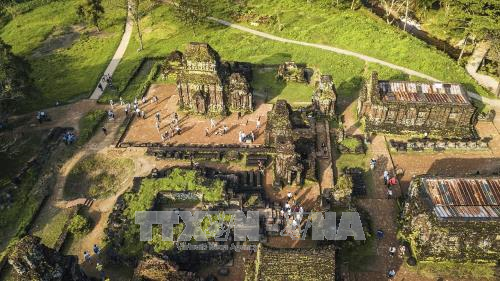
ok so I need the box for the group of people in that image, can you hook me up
[83,244,110,280]
[383,170,398,199]
[62,131,76,145]
[36,111,49,124]
[98,74,113,92]
[278,191,305,235]
[160,112,182,141]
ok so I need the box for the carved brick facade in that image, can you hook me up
[174,43,253,115]
[357,72,476,137]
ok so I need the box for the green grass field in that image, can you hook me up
[107,4,423,108]
[240,0,490,97]
[0,0,127,112]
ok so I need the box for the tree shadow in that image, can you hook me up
[336,75,363,114]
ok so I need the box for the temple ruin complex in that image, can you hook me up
[401,176,500,262]
[174,43,253,115]
[357,72,477,137]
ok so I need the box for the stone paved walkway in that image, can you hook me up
[89,2,134,100]
[466,41,499,95]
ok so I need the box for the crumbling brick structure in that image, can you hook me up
[245,243,335,280]
[8,235,89,281]
[401,176,500,262]
[357,72,476,137]
[174,42,253,115]
[277,61,306,83]
[313,75,337,117]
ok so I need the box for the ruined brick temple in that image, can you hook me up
[8,235,89,281]
[174,43,253,114]
[401,176,500,262]
[312,75,337,117]
[357,72,476,136]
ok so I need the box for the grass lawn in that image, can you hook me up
[251,67,314,105]
[77,109,107,145]
[236,0,490,97]
[64,153,134,199]
[407,261,496,280]
[106,4,416,106]
[0,0,127,112]
[32,207,75,248]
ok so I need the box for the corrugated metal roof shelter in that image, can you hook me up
[422,177,500,221]
[379,81,470,105]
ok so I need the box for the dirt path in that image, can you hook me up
[349,136,403,280]
[315,119,334,192]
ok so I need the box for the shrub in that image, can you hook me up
[68,214,90,237]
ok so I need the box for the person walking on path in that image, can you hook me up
[210,118,216,128]
[256,119,261,129]
[102,127,107,135]
[83,251,91,263]
[93,244,100,255]
[205,128,210,137]
[383,170,389,185]
[109,99,114,109]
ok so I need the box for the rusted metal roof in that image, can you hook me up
[422,177,500,220]
[379,81,470,105]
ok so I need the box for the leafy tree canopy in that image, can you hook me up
[76,0,105,31]
[0,38,31,120]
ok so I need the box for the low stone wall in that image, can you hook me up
[389,138,489,152]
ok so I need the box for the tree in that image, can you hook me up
[68,214,91,237]
[332,174,353,203]
[76,0,105,31]
[0,38,31,122]
[170,0,212,34]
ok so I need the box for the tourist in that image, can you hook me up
[280,209,285,217]
[387,189,393,199]
[370,158,377,170]
[250,131,255,142]
[119,97,124,106]
[223,124,228,134]
[383,170,389,185]
[174,112,178,119]
[210,118,216,128]
[388,176,398,186]
[399,245,406,258]
[175,125,181,135]
[140,110,145,119]
[134,97,138,104]
[287,192,292,200]
[387,269,396,278]
[155,121,160,132]
[291,219,298,228]
[102,127,107,135]
[256,119,261,129]
[285,202,290,210]
[155,112,161,122]
[142,96,146,104]
[376,229,384,239]
[124,107,129,116]
[93,244,100,255]
[109,99,114,109]
[98,83,103,91]
[154,96,159,103]
[83,251,91,263]
[237,111,241,120]
[126,103,131,110]
[389,246,396,257]
[205,128,209,137]
[36,112,42,124]
[238,131,243,142]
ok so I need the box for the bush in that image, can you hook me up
[68,214,90,237]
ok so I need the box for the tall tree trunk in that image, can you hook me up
[136,20,144,51]
[458,34,468,62]
[351,0,356,10]
[403,0,409,31]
